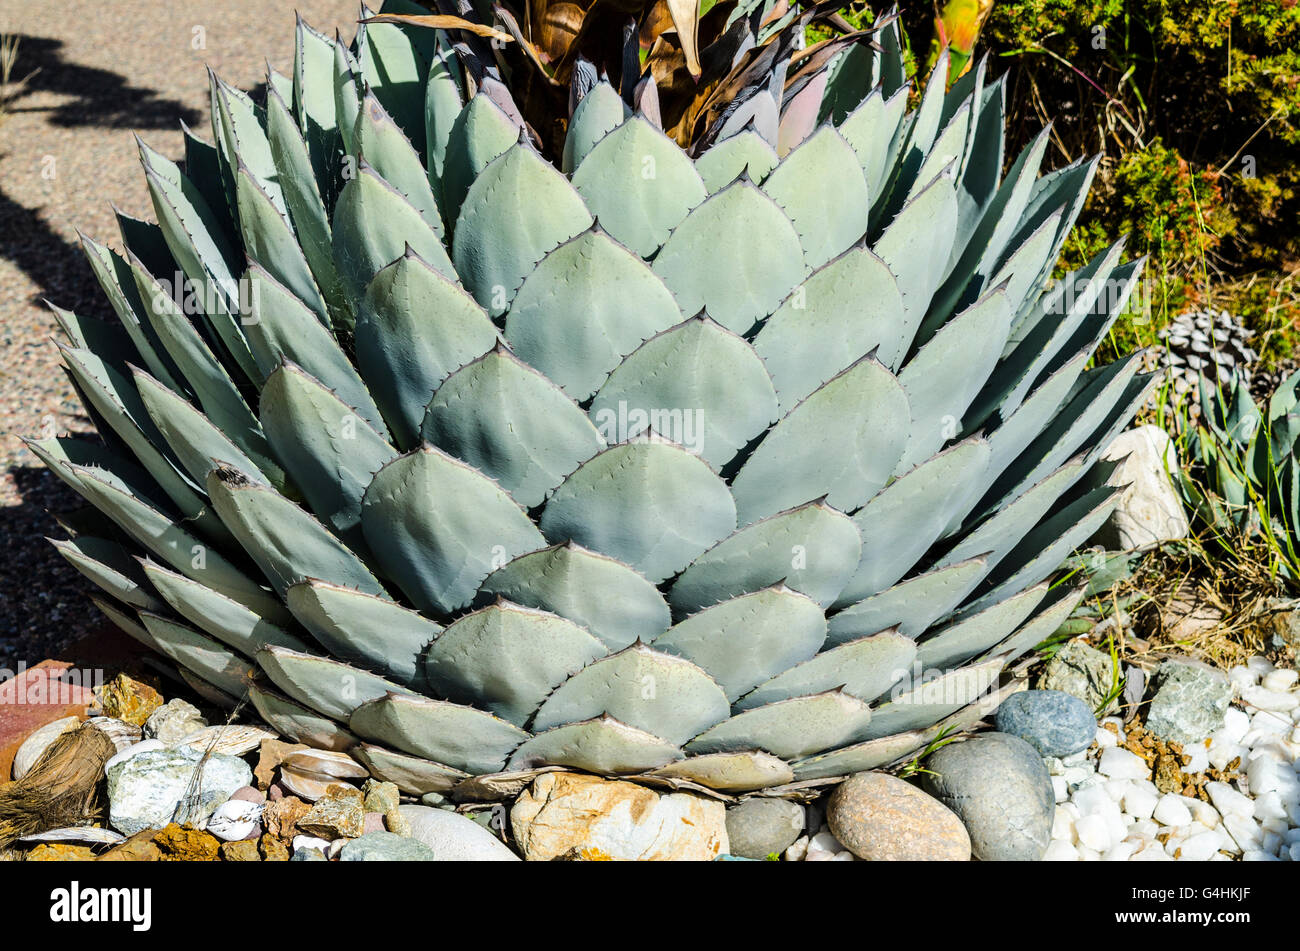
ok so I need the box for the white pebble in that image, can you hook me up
[1073,785,1117,818]
[1184,796,1222,828]
[1184,744,1210,774]
[1242,685,1300,713]
[1094,727,1118,749]
[1076,845,1101,861]
[1132,819,1160,838]
[1076,814,1112,852]
[1243,849,1281,861]
[1104,779,1130,802]
[1153,794,1192,827]
[830,851,855,861]
[1223,707,1251,743]
[1221,815,1258,852]
[1132,842,1173,861]
[1247,656,1277,677]
[1254,791,1290,821]
[1103,840,1139,861]
[1178,830,1223,861]
[1123,784,1159,821]
[1099,747,1149,780]
[1064,765,1095,788]
[784,836,809,861]
[1247,755,1296,798]
[1262,669,1298,691]
[1228,666,1259,692]
[1051,775,1068,803]
[1051,807,1076,843]
[1263,817,1290,836]
[808,831,841,855]
[1208,736,1246,771]
[1262,832,1283,855]
[1043,839,1079,861]
[1253,709,1292,734]
[1206,781,1255,819]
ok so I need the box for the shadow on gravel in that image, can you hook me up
[3,35,202,129]
[0,182,107,315]
[0,39,206,670]
[0,464,96,671]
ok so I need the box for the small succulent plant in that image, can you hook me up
[1178,369,1300,575]
[32,4,1152,797]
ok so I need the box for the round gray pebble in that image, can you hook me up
[725,798,805,859]
[339,831,438,861]
[994,689,1096,756]
[921,732,1054,861]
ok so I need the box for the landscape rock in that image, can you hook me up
[922,732,1055,861]
[259,835,290,862]
[1145,660,1233,745]
[1036,640,1118,715]
[362,779,401,815]
[340,831,438,861]
[25,843,97,861]
[254,739,309,789]
[204,798,265,842]
[95,829,162,862]
[725,798,805,859]
[1093,425,1190,550]
[995,690,1097,757]
[511,773,725,861]
[88,716,142,754]
[11,715,81,780]
[385,809,412,837]
[400,805,520,861]
[826,772,970,861]
[220,840,261,862]
[106,745,253,835]
[297,787,365,839]
[97,673,163,726]
[0,660,94,781]
[142,699,206,745]
[153,824,220,861]
[262,796,313,839]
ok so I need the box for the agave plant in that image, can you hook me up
[1177,370,1300,578]
[32,2,1152,800]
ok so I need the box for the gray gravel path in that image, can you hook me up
[0,1,359,667]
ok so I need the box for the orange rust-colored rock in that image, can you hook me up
[25,842,97,861]
[0,661,94,781]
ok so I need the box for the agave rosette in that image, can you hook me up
[33,4,1152,798]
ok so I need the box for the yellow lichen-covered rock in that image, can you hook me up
[510,772,727,861]
[25,843,97,861]
[220,840,262,862]
[152,824,220,861]
[97,674,163,727]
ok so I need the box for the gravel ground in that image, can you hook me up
[0,1,359,668]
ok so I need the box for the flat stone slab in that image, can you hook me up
[0,661,95,781]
